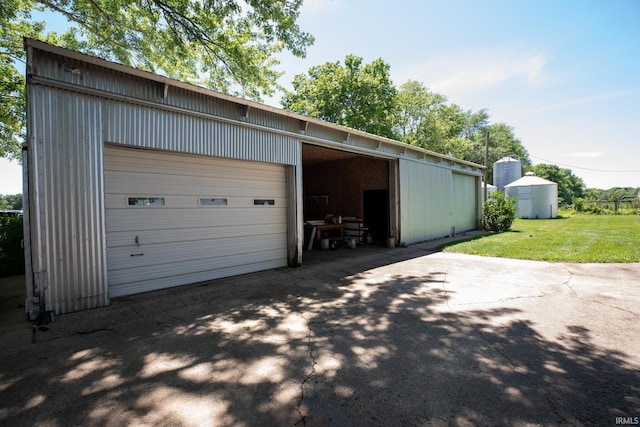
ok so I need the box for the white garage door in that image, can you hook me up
[104,145,288,297]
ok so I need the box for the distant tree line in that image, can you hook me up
[0,194,24,276]
[0,194,22,210]
[574,187,640,214]
[525,164,585,207]
[585,187,640,201]
[281,54,638,210]
[282,55,531,185]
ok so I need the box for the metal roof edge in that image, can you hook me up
[24,38,484,170]
[504,176,557,187]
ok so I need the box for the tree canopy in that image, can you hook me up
[392,80,448,144]
[283,68,536,184]
[528,164,585,206]
[0,0,314,159]
[281,55,397,138]
[392,81,530,181]
[0,193,23,210]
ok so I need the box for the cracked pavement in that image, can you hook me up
[1,240,639,426]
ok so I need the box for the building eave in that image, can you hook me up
[24,38,484,170]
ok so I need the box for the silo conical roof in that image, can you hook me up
[504,174,556,187]
[494,156,520,164]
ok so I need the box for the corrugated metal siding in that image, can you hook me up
[33,51,162,102]
[452,173,478,232]
[399,159,454,244]
[28,85,108,314]
[169,87,299,132]
[304,123,348,143]
[103,100,300,165]
[33,50,301,135]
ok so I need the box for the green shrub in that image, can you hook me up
[0,214,25,277]
[482,191,516,232]
[573,198,603,214]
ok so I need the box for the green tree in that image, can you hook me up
[392,83,529,176]
[601,187,639,202]
[281,55,397,138]
[444,122,531,184]
[414,103,467,155]
[1,0,314,160]
[0,194,23,210]
[0,213,24,276]
[393,80,447,144]
[460,109,489,139]
[529,164,585,205]
[475,123,531,183]
[583,188,601,200]
[1,1,52,160]
[393,81,471,154]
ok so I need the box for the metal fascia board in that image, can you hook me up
[29,75,401,163]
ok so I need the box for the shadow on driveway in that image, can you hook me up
[0,242,638,426]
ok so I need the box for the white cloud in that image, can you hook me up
[394,44,549,94]
[503,87,640,119]
[534,87,640,113]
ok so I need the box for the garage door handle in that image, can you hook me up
[130,253,144,257]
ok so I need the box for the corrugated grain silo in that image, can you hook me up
[504,172,558,219]
[493,156,522,190]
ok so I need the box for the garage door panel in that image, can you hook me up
[105,207,286,233]
[107,233,287,267]
[105,145,288,297]
[105,173,284,197]
[106,223,287,248]
[107,170,283,194]
[104,193,285,210]
[107,236,286,278]
[106,156,286,183]
[109,258,287,298]
[108,252,287,288]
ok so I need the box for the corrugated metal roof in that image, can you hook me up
[24,38,483,171]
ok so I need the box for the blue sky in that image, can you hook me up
[1,0,639,194]
[271,0,640,189]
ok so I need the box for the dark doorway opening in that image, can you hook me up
[363,189,389,243]
[301,144,392,252]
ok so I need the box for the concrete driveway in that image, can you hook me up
[1,240,639,426]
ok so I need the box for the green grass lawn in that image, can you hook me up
[440,212,640,263]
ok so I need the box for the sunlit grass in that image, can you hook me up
[440,212,640,263]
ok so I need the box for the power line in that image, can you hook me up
[530,155,640,173]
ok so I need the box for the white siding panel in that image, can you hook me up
[104,145,287,297]
[452,173,478,233]
[399,159,453,244]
